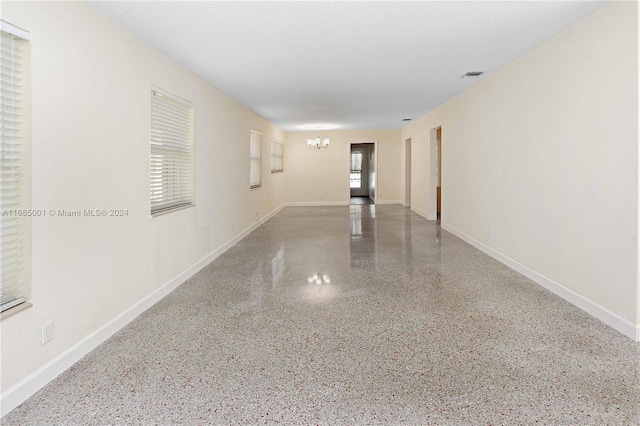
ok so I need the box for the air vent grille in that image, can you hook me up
[461,71,484,78]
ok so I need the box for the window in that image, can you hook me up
[270,139,284,173]
[1,22,31,313]
[249,130,261,189]
[350,152,363,188]
[150,88,194,215]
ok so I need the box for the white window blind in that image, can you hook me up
[1,23,31,312]
[249,130,261,189]
[270,139,283,173]
[150,88,194,215]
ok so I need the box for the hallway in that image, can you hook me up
[4,205,639,425]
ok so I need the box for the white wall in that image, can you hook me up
[2,0,637,417]
[1,0,285,408]
[402,108,444,217]
[402,1,639,339]
[285,130,401,205]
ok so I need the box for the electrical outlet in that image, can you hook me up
[231,224,234,233]
[488,228,493,238]
[41,321,53,345]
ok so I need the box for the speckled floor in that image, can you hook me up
[3,205,639,425]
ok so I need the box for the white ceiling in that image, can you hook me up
[87,1,606,131]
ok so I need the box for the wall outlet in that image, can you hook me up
[41,321,53,345]
[488,228,493,238]
[231,224,234,233]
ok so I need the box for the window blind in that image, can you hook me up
[1,25,31,312]
[150,89,194,214]
[249,130,261,189]
[270,139,283,173]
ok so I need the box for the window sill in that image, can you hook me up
[1,301,33,320]
[151,203,195,217]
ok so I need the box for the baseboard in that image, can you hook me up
[285,200,403,206]
[411,206,437,220]
[285,201,348,207]
[247,204,284,234]
[0,204,285,417]
[441,223,640,342]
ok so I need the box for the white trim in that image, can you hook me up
[285,201,348,207]
[349,141,377,201]
[376,200,403,205]
[441,223,640,342]
[0,20,30,40]
[0,204,285,417]
[404,137,411,207]
[285,200,403,207]
[411,206,437,221]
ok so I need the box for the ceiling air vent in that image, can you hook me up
[461,71,484,78]
[402,118,412,122]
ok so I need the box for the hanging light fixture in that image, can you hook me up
[307,136,330,149]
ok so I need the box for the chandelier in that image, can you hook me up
[307,137,330,149]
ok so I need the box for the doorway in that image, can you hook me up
[436,127,442,219]
[350,143,375,204]
[428,126,442,220]
[405,138,411,207]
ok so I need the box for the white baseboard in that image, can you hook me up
[0,204,285,417]
[411,206,437,220]
[441,223,640,342]
[285,201,348,207]
[285,200,403,207]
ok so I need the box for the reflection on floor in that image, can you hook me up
[3,205,639,425]
[350,196,374,205]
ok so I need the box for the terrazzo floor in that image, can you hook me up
[3,205,639,425]
[350,196,374,205]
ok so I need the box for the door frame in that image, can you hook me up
[404,138,411,207]
[349,141,377,203]
[350,146,369,197]
[427,125,442,220]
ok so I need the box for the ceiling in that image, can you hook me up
[87,1,606,131]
